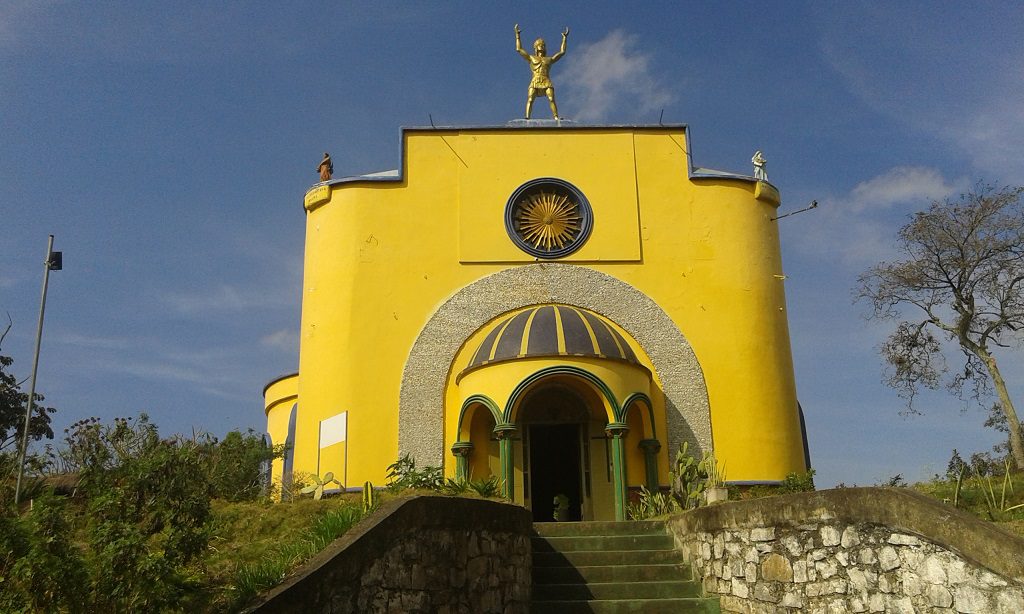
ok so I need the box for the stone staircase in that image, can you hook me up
[531,520,720,613]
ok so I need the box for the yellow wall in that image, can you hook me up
[277,125,805,492]
[457,131,641,262]
[263,373,298,487]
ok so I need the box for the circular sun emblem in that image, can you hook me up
[505,178,593,259]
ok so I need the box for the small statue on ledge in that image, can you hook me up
[752,150,767,181]
[318,152,333,182]
[515,24,569,120]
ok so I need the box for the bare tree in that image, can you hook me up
[857,184,1024,469]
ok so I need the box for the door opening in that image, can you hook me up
[528,423,582,522]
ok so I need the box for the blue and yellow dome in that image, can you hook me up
[464,305,639,373]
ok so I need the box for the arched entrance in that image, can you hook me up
[451,304,665,520]
[400,264,712,471]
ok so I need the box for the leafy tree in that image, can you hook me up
[206,429,280,501]
[0,321,56,454]
[857,184,1024,469]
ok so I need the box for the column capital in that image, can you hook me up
[605,421,629,437]
[493,423,519,439]
[639,438,662,453]
[451,441,474,457]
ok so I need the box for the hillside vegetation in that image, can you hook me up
[2,416,508,612]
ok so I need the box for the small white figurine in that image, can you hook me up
[553,493,569,521]
[752,150,767,181]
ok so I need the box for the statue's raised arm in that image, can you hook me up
[514,23,529,59]
[551,27,569,62]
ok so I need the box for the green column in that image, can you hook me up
[494,423,518,500]
[639,438,662,491]
[451,441,474,482]
[605,422,629,521]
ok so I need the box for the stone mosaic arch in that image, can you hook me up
[398,263,712,467]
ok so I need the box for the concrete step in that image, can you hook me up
[533,521,667,537]
[534,563,692,584]
[530,598,721,613]
[534,580,702,601]
[533,533,675,553]
[533,547,682,568]
[530,521,719,614]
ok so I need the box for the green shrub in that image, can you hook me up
[468,475,502,497]
[1,494,87,614]
[76,417,211,610]
[16,414,216,612]
[441,476,470,495]
[779,469,816,493]
[386,454,444,491]
[438,475,503,498]
[627,486,677,520]
[206,429,282,501]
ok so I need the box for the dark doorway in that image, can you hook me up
[528,423,582,522]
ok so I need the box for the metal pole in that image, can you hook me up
[14,235,55,506]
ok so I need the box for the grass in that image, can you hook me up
[204,487,506,611]
[202,494,370,611]
[909,469,1024,536]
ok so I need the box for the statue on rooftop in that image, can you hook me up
[752,150,767,181]
[318,152,333,182]
[515,24,569,120]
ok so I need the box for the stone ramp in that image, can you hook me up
[531,521,720,613]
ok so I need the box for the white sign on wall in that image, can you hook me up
[319,411,348,449]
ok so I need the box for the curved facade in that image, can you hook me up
[264,123,808,520]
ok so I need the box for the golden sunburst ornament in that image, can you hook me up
[505,179,593,258]
[517,191,581,251]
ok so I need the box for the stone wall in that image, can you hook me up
[669,488,1024,614]
[248,495,532,614]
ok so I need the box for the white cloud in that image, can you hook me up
[261,328,298,352]
[560,30,675,123]
[76,338,266,404]
[959,95,1024,179]
[163,284,290,315]
[786,166,964,269]
[52,332,131,350]
[849,167,961,213]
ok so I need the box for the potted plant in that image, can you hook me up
[703,452,728,504]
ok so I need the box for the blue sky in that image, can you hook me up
[2,2,1022,487]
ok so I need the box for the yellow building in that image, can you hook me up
[264,123,809,520]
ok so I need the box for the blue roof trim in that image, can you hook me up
[303,122,777,202]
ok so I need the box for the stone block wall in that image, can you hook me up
[249,495,532,614]
[669,488,1024,614]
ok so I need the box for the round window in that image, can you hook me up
[504,178,593,259]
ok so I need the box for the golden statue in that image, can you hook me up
[515,24,569,120]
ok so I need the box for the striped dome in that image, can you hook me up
[465,305,640,372]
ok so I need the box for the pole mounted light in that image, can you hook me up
[770,200,818,222]
[14,235,62,506]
